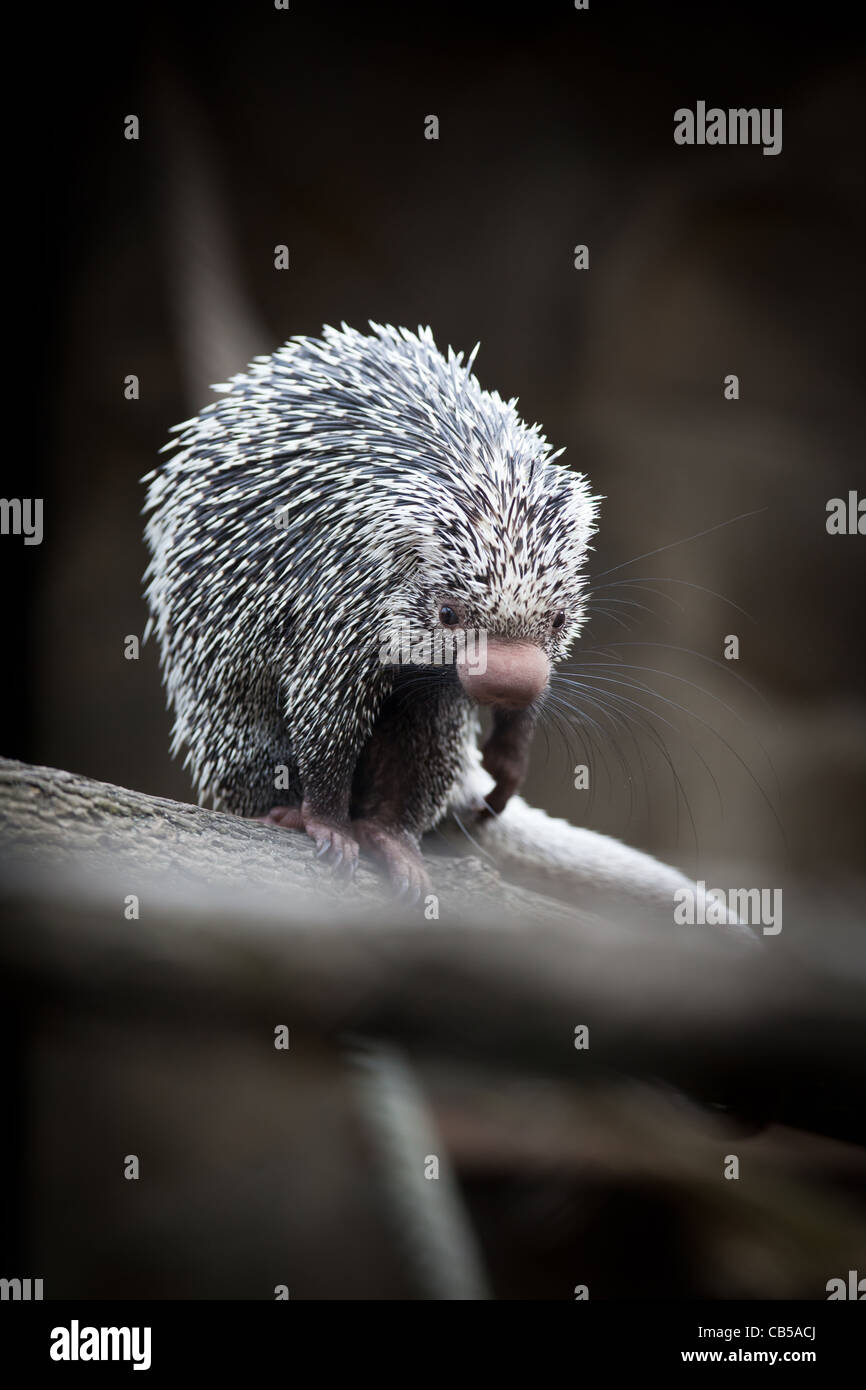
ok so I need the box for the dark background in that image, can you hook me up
[10,0,866,886]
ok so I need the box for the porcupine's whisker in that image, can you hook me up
[385,667,458,718]
[562,663,748,739]
[544,685,639,825]
[584,605,634,633]
[537,698,574,786]
[561,674,724,817]
[589,594,667,620]
[534,698,556,771]
[546,687,644,831]
[387,671,454,705]
[561,653,782,808]
[450,805,498,863]
[570,640,778,724]
[556,683,697,845]
[564,642,782,808]
[528,695,571,801]
[591,575,755,623]
[586,606,658,633]
[583,584,678,635]
[580,512,768,815]
[567,682,665,830]
[584,596,671,638]
[535,699,578,798]
[543,692,616,825]
[536,695,604,819]
[540,687,607,791]
[546,686,634,805]
[560,662,785,846]
[549,681,700,853]
[552,675,722,823]
[590,580,684,614]
[591,507,768,581]
[587,681,709,846]
[546,686,645,830]
[562,668,784,843]
[557,669,728,804]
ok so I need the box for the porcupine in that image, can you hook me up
[143,322,599,899]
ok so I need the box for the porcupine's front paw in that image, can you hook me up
[477,738,530,819]
[257,804,359,878]
[352,819,432,903]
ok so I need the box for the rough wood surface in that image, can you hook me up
[1,757,863,1146]
[0,757,565,915]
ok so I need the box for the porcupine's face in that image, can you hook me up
[391,457,599,711]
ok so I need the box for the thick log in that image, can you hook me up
[0,758,862,1145]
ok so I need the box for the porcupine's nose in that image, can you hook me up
[457,640,550,709]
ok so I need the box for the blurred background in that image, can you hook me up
[3,0,865,1303]
[10,0,865,893]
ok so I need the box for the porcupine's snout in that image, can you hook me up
[457,640,550,709]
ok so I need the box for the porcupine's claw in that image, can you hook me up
[352,819,432,901]
[256,805,359,881]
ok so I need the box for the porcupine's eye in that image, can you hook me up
[439,605,460,627]
[552,610,566,630]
